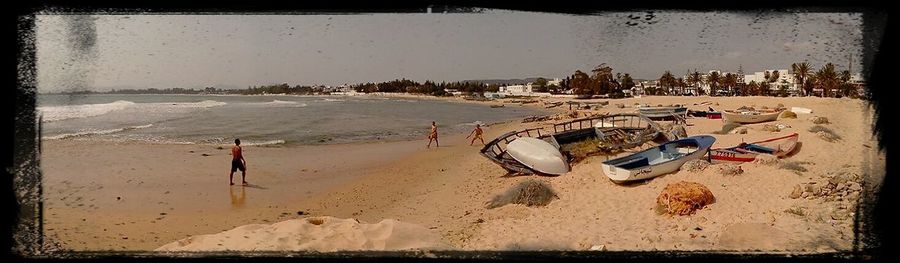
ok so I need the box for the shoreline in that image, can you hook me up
[40,96,882,252]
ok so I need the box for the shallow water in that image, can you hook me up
[37,94,546,146]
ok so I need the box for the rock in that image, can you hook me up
[829,174,850,185]
[752,154,779,166]
[201,153,210,156]
[589,244,607,251]
[682,159,710,172]
[849,182,862,192]
[831,209,850,220]
[789,185,802,199]
[816,131,839,142]
[809,116,830,124]
[777,103,785,109]
[779,111,797,119]
[730,127,748,134]
[615,103,625,108]
[801,192,810,198]
[297,211,306,215]
[717,164,743,176]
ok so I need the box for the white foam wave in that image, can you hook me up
[154,100,228,108]
[322,98,346,102]
[38,100,136,122]
[249,100,307,107]
[242,139,286,147]
[44,124,153,140]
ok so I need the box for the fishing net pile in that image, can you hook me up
[486,179,558,209]
[656,181,715,216]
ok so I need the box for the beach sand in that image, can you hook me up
[40,96,883,252]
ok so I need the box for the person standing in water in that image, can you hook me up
[427,121,439,148]
[466,124,485,146]
[230,138,248,186]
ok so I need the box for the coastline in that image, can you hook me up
[41,95,882,252]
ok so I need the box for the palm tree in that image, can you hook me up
[791,62,811,96]
[705,71,721,96]
[815,63,839,97]
[676,77,687,95]
[659,71,676,95]
[840,70,853,97]
[687,71,702,96]
[722,73,738,96]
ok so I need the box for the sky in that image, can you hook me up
[34,10,866,92]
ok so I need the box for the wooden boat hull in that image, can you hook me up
[722,109,783,124]
[710,133,799,162]
[602,135,716,182]
[506,137,570,175]
[637,107,688,118]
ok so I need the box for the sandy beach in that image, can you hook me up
[40,95,883,252]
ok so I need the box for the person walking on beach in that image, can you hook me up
[466,124,485,146]
[427,121,439,148]
[230,138,248,186]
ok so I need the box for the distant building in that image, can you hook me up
[497,78,559,97]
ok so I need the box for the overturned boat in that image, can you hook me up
[479,114,665,175]
[637,106,688,119]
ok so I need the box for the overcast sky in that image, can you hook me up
[35,10,865,92]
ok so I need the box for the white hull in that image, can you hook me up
[722,110,782,124]
[506,137,570,175]
[602,135,716,182]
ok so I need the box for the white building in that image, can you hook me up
[497,78,559,97]
[744,69,798,95]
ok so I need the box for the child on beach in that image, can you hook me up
[230,138,248,186]
[466,124,485,146]
[427,121,439,148]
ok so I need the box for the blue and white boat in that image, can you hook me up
[601,135,716,182]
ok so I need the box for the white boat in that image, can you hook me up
[790,107,813,114]
[505,137,570,175]
[602,135,716,182]
[722,109,784,124]
[636,106,688,118]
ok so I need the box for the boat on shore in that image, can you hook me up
[505,137,570,175]
[709,133,799,162]
[637,106,688,119]
[602,135,716,182]
[480,114,663,175]
[722,108,784,124]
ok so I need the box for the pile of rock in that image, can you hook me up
[789,171,862,202]
[682,159,710,172]
[808,116,830,124]
[716,164,744,176]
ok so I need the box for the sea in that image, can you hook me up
[36,94,547,146]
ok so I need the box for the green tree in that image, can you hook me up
[705,71,721,96]
[791,62,812,96]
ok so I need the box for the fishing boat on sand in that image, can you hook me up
[722,108,784,124]
[637,106,688,119]
[709,133,799,162]
[602,135,716,183]
[479,114,664,175]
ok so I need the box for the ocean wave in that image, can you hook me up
[248,100,307,107]
[458,121,486,126]
[322,98,346,102]
[43,124,153,140]
[241,140,286,147]
[153,100,228,108]
[38,100,136,122]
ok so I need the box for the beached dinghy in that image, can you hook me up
[637,106,688,119]
[505,137,570,175]
[709,133,799,162]
[722,108,784,124]
[602,135,716,183]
